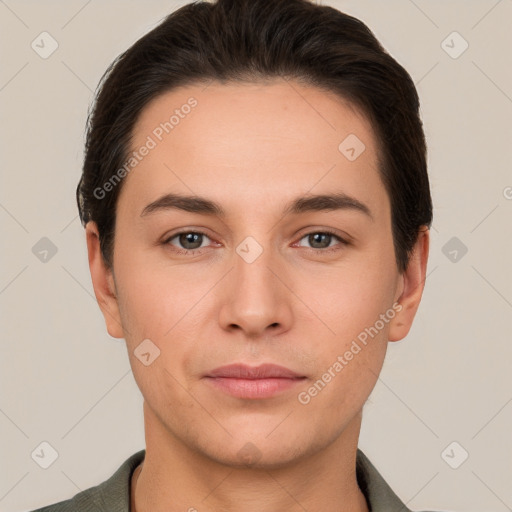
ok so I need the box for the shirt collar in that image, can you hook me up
[356,448,413,512]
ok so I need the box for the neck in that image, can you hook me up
[132,402,369,512]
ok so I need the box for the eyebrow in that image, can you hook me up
[140,191,373,221]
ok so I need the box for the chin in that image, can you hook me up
[191,428,318,470]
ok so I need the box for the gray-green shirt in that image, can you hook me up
[29,448,446,512]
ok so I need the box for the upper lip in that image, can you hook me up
[206,363,304,379]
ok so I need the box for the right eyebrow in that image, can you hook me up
[140,193,224,218]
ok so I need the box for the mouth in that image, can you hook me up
[203,363,307,399]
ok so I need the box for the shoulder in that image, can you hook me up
[28,449,145,512]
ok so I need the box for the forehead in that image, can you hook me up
[118,79,388,221]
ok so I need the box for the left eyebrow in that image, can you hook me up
[283,192,373,221]
[140,191,373,221]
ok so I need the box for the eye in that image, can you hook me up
[163,231,213,254]
[295,230,349,253]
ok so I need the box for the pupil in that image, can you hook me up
[181,233,201,249]
[310,233,329,248]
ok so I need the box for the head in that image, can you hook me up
[81,0,432,467]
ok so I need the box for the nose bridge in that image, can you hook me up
[233,236,282,308]
[218,234,291,335]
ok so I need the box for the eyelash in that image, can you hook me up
[162,229,349,256]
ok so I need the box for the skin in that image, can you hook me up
[86,79,429,512]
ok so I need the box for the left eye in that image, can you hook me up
[296,231,345,250]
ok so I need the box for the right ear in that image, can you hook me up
[85,221,124,339]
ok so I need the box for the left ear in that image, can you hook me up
[388,226,430,342]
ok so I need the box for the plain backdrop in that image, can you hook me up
[1,1,511,511]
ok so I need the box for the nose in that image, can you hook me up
[218,242,293,339]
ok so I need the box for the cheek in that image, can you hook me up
[298,250,398,338]
[298,283,391,417]
[294,247,397,399]
[114,248,215,380]
[114,245,196,334]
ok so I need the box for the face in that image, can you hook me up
[87,79,428,468]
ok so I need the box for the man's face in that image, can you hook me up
[89,79,421,467]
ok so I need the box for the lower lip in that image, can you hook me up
[204,377,305,399]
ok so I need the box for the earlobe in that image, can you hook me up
[388,227,430,342]
[85,221,124,339]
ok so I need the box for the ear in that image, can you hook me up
[85,221,124,339]
[388,226,430,342]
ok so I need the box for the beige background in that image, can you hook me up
[1,1,511,511]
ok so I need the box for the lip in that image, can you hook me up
[204,363,306,399]
[206,363,304,379]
